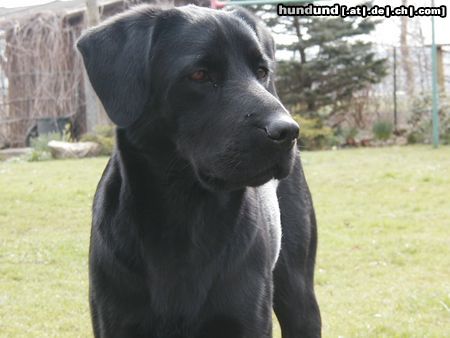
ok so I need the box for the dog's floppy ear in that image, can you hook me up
[227,8,276,61]
[228,8,278,94]
[76,7,162,128]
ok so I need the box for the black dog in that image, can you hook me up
[77,5,320,337]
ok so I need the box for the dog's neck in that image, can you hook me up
[111,128,248,258]
[116,127,200,192]
[115,128,245,216]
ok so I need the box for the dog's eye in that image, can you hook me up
[256,67,269,80]
[190,70,208,82]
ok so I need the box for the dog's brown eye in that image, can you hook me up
[190,70,208,82]
[256,67,269,80]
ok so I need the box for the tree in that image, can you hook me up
[255,3,388,127]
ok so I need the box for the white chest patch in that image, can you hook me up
[257,179,282,270]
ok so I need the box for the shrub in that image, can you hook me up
[26,149,53,162]
[440,115,450,145]
[27,132,62,161]
[342,127,358,140]
[336,127,359,146]
[407,131,426,144]
[292,115,335,150]
[80,125,115,156]
[372,120,393,141]
[406,94,450,145]
[95,125,115,138]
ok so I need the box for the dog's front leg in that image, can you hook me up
[273,156,321,338]
[273,248,321,338]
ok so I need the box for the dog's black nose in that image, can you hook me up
[264,118,299,144]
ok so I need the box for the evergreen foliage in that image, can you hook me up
[256,2,388,125]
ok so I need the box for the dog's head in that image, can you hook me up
[77,5,299,191]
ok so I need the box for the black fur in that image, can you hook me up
[77,5,321,337]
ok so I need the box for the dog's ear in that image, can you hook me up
[228,8,278,94]
[76,6,163,128]
[228,8,276,60]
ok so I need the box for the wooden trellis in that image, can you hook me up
[0,11,86,147]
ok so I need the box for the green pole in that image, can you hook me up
[431,0,440,148]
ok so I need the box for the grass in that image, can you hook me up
[1,146,449,337]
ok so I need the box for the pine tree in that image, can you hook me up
[256,3,388,124]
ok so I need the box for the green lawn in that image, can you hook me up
[1,146,449,337]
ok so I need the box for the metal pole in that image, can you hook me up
[393,47,398,131]
[431,0,440,148]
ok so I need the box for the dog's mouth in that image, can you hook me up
[197,165,280,191]
[193,143,296,191]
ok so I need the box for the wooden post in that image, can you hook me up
[393,47,398,131]
[86,0,100,26]
[400,0,414,98]
[430,1,440,148]
[83,0,109,132]
[436,45,445,94]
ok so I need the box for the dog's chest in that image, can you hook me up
[252,180,282,269]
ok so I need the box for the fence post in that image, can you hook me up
[436,46,445,94]
[83,0,109,133]
[431,0,440,148]
[393,46,398,131]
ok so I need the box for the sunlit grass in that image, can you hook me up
[305,146,450,337]
[0,146,449,337]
